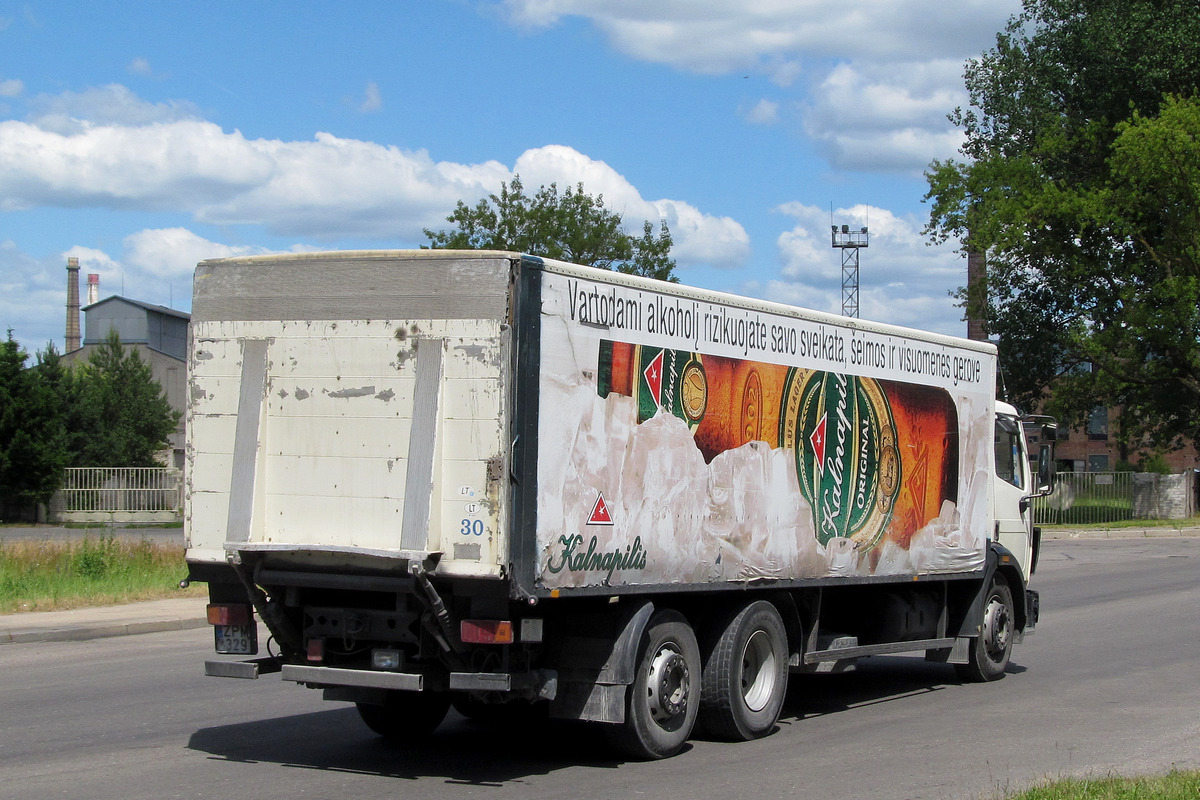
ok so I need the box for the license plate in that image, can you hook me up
[214,623,258,655]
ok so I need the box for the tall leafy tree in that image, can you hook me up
[0,333,70,513]
[68,330,180,467]
[425,175,678,282]
[925,0,1200,449]
[0,330,180,517]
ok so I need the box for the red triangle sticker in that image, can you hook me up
[810,414,827,473]
[588,493,614,526]
[643,350,665,406]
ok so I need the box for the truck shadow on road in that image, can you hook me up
[187,657,1023,781]
[189,707,624,784]
[785,656,1027,720]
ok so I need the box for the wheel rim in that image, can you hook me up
[740,629,779,712]
[982,593,1012,662]
[646,643,690,730]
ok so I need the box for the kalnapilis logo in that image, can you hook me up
[781,370,900,549]
[546,535,649,583]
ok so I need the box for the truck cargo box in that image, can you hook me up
[187,250,997,593]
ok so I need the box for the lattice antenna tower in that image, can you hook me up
[831,222,869,318]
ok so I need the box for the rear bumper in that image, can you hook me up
[205,658,557,700]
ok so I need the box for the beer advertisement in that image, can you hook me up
[535,269,996,590]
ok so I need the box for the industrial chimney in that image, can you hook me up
[87,273,100,306]
[65,257,81,352]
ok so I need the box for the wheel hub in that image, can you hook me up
[741,630,778,712]
[983,597,1012,657]
[647,646,690,724]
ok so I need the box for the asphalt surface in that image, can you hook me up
[1,523,1197,645]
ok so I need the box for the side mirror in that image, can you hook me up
[1035,443,1055,496]
[1022,416,1057,496]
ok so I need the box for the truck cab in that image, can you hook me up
[992,401,1056,616]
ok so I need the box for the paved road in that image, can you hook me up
[0,537,1197,800]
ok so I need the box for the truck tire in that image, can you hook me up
[606,609,700,760]
[356,690,450,743]
[699,600,788,741]
[956,576,1015,683]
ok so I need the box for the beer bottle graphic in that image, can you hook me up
[597,340,958,552]
[779,369,959,551]
[597,340,791,462]
[780,370,901,548]
[598,340,707,428]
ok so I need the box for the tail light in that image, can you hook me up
[460,619,514,644]
[206,603,252,626]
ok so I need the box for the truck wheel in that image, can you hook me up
[956,576,1015,683]
[700,600,788,741]
[606,609,700,760]
[356,690,450,743]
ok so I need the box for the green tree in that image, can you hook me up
[68,330,180,467]
[924,0,1200,448]
[0,333,70,513]
[425,175,678,282]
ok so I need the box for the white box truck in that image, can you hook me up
[186,250,1055,759]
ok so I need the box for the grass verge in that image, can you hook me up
[1041,515,1200,531]
[0,535,204,614]
[1006,771,1200,799]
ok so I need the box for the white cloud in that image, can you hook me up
[117,229,303,312]
[497,1,1017,171]
[0,93,746,267]
[803,60,968,172]
[0,230,311,351]
[742,98,779,125]
[26,84,200,133]
[766,201,966,336]
[62,246,122,311]
[359,81,382,113]
[513,145,751,268]
[500,1,1016,78]
[0,77,22,97]
[127,58,153,77]
[514,144,645,214]
[195,132,511,238]
[123,228,277,279]
[0,117,274,211]
[0,241,101,351]
[64,245,120,274]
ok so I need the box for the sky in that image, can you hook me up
[0,0,1018,354]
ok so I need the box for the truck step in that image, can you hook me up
[205,657,282,680]
[804,636,958,665]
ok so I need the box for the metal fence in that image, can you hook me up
[1033,471,1134,525]
[58,467,182,514]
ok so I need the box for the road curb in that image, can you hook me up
[0,597,211,645]
[1042,527,1200,539]
[2,615,209,645]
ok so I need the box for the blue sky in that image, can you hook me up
[1,0,1019,353]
